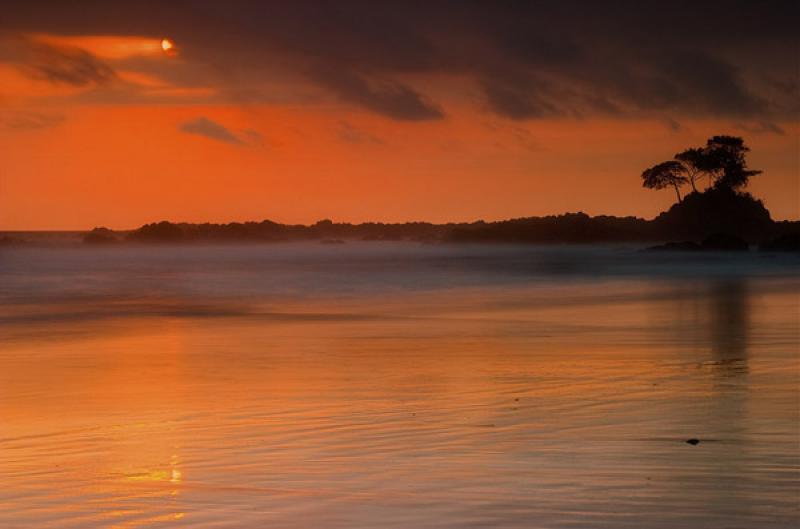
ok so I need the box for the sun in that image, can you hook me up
[161,38,176,55]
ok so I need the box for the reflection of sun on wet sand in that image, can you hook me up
[124,455,182,484]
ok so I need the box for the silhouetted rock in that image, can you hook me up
[126,221,187,242]
[83,227,118,244]
[760,232,800,252]
[95,187,787,246]
[652,188,772,243]
[121,219,448,244]
[700,233,749,251]
[645,241,701,252]
[653,233,749,251]
[448,189,781,245]
[447,212,652,243]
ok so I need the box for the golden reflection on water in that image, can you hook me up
[0,279,798,528]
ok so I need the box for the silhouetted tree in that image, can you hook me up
[641,161,689,202]
[645,136,762,202]
[674,147,715,192]
[703,136,761,190]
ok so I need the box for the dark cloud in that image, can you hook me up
[735,120,786,136]
[1,0,798,122]
[482,80,558,120]
[335,121,382,145]
[311,68,443,121]
[664,118,683,133]
[3,110,64,130]
[179,117,245,145]
[653,51,763,116]
[241,128,264,145]
[26,43,116,86]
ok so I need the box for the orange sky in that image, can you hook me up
[0,29,797,229]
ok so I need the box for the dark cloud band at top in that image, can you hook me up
[0,1,797,123]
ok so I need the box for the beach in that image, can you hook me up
[1,242,798,528]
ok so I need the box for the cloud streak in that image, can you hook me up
[311,68,443,121]
[2,110,64,130]
[25,43,116,86]
[179,117,245,145]
[335,121,382,145]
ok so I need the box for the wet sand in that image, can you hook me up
[1,243,798,528]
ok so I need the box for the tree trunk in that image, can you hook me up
[673,184,682,203]
[690,177,697,193]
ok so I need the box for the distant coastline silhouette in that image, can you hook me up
[65,135,800,250]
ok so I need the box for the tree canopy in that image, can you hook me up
[642,161,690,202]
[642,135,761,202]
[704,136,762,190]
